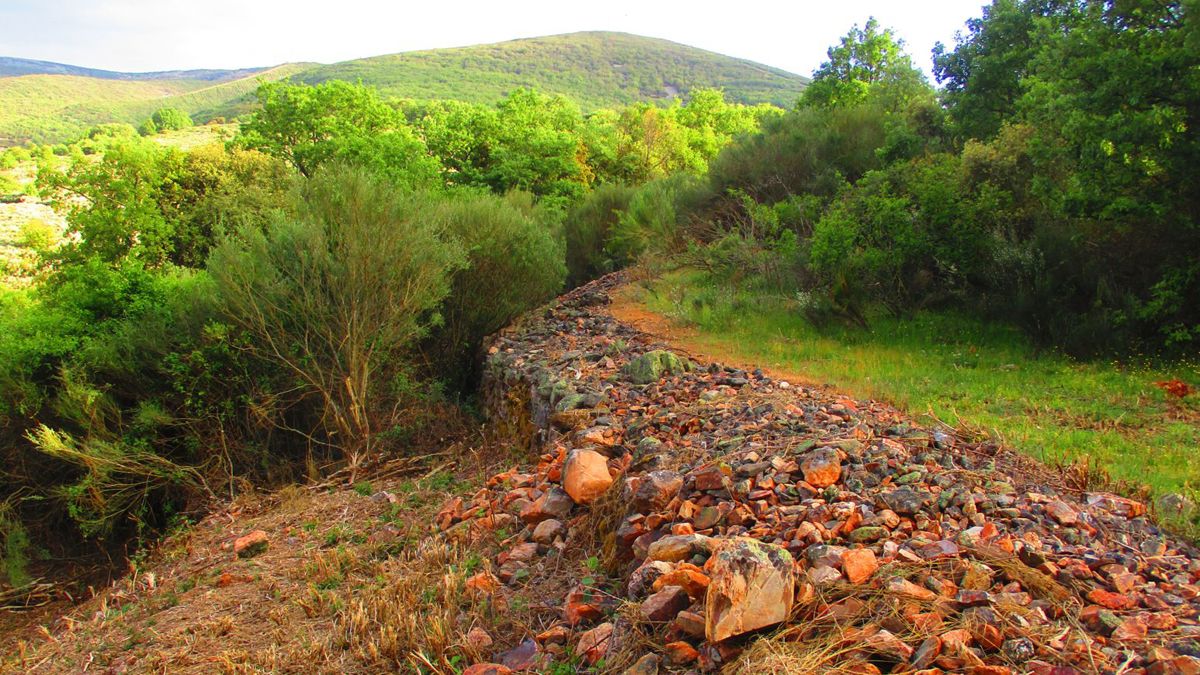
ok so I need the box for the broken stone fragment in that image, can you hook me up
[1044,500,1078,526]
[647,534,713,563]
[801,447,842,488]
[562,449,614,504]
[630,470,683,513]
[520,487,574,524]
[641,585,691,622]
[576,622,614,665]
[234,530,268,558]
[842,548,879,584]
[531,518,565,545]
[705,537,795,642]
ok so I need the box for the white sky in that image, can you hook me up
[0,0,988,79]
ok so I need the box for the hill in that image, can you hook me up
[297,31,808,109]
[0,32,807,146]
[0,56,267,81]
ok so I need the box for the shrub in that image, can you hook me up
[564,183,635,286]
[150,107,193,132]
[606,173,704,265]
[17,218,57,250]
[208,166,466,472]
[427,190,566,389]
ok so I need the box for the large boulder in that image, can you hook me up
[621,350,691,385]
[563,449,614,504]
[704,537,795,642]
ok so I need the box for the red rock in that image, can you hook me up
[911,636,941,668]
[466,626,493,651]
[692,465,728,491]
[233,530,268,558]
[535,625,570,645]
[564,586,605,626]
[1148,656,1200,675]
[642,585,691,622]
[1111,615,1148,642]
[861,628,914,660]
[562,449,614,504]
[466,571,502,597]
[664,641,699,665]
[1045,500,1078,526]
[647,534,713,563]
[576,622,614,665]
[801,447,842,488]
[842,548,879,584]
[531,518,565,545]
[672,610,706,638]
[886,577,937,601]
[705,538,795,642]
[462,665,512,675]
[630,471,683,512]
[1087,588,1137,610]
[969,667,1014,675]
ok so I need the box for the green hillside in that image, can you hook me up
[298,31,808,109]
[0,64,308,146]
[0,32,807,146]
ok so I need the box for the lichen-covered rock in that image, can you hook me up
[704,537,795,642]
[621,350,691,385]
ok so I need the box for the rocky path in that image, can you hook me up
[440,273,1200,674]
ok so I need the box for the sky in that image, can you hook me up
[0,0,988,79]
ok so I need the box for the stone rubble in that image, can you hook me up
[431,273,1200,673]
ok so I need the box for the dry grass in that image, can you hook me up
[0,451,494,674]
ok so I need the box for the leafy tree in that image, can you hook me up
[239,80,438,188]
[149,107,193,132]
[802,18,928,108]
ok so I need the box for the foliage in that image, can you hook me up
[802,17,929,109]
[149,107,193,132]
[425,190,566,388]
[208,166,466,471]
[564,183,636,286]
[239,80,438,187]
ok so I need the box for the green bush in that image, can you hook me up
[209,166,466,472]
[17,219,57,250]
[606,174,704,264]
[427,190,566,389]
[564,183,635,286]
[149,107,193,132]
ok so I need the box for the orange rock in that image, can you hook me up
[652,563,711,598]
[562,449,614,504]
[842,548,879,584]
[664,641,699,665]
[705,538,795,642]
[801,448,842,488]
[564,586,605,626]
[1087,588,1137,610]
[462,665,512,675]
[465,571,502,597]
[233,530,268,558]
[576,622,614,665]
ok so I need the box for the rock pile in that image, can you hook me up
[439,274,1200,673]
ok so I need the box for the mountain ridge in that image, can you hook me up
[0,31,809,146]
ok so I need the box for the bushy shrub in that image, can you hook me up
[606,173,705,264]
[17,219,57,250]
[564,183,635,286]
[427,190,566,389]
[150,108,193,132]
[209,166,466,472]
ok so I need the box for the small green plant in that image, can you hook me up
[353,481,374,497]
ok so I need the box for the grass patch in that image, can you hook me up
[627,269,1200,504]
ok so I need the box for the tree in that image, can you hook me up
[239,81,438,188]
[149,108,193,132]
[208,167,465,473]
[802,18,929,108]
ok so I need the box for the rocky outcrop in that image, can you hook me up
[449,273,1200,673]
